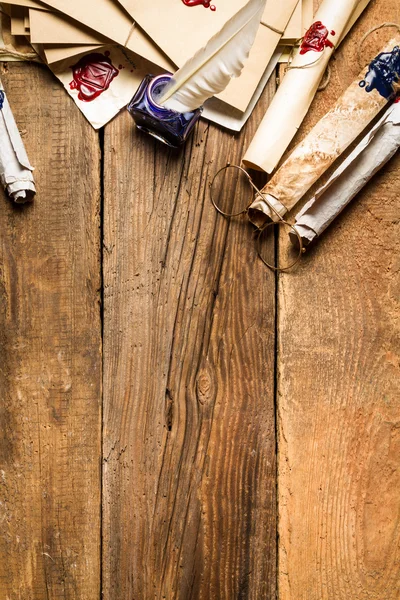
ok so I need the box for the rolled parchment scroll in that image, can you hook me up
[290,101,400,246]
[247,39,400,227]
[0,79,36,203]
[242,0,370,173]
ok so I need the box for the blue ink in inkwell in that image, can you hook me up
[127,74,202,148]
[359,46,400,99]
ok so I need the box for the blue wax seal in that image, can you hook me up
[0,90,4,110]
[359,46,400,99]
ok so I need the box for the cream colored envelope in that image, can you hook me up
[2,0,49,9]
[29,9,110,44]
[216,23,282,111]
[280,0,302,41]
[50,44,164,129]
[117,0,300,111]
[203,49,282,131]
[6,0,300,113]
[218,0,300,110]
[43,44,103,64]
[117,0,298,62]
[10,5,28,35]
[302,0,313,33]
[117,0,248,66]
[3,0,174,70]
[279,0,313,61]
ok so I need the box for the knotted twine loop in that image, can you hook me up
[283,35,335,92]
[357,22,400,69]
[0,47,38,61]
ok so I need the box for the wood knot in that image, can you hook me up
[196,369,214,406]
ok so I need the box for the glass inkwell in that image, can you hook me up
[127,74,203,148]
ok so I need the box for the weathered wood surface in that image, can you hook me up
[278,1,400,598]
[0,63,102,599]
[1,3,400,597]
[102,80,277,597]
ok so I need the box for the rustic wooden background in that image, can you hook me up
[0,0,399,598]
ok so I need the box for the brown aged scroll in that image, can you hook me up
[247,38,400,227]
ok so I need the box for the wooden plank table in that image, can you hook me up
[0,0,399,597]
[0,64,102,598]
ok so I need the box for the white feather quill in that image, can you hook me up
[158,0,266,113]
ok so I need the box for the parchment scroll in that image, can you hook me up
[247,38,400,227]
[242,0,371,173]
[0,79,36,203]
[291,101,400,246]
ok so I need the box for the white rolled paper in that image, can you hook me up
[291,101,400,246]
[242,0,370,173]
[0,79,35,203]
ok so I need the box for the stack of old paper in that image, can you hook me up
[0,0,314,129]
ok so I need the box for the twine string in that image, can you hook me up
[357,22,400,69]
[263,22,284,35]
[283,35,335,92]
[284,22,400,94]
[285,34,336,74]
[124,21,137,47]
[0,47,38,61]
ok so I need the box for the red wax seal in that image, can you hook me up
[70,52,119,102]
[300,21,335,55]
[182,0,216,11]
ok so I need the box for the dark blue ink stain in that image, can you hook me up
[359,46,400,99]
[0,91,4,110]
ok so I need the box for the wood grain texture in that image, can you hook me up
[102,81,277,599]
[0,63,102,599]
[278,1,400,598]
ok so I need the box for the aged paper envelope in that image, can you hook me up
[1,0,49,9]
[216,23,282,111]
[10,5,28,35]
[302,0,313,31]
[117,0,299,65]
[203,50,281,131]
[4,0,299,113]
[261,0,300,31]
[5,0,174,70]
[29,9,110,44]
[281,1,302,41]
[217,0,299,110]
[43,44,103,64]
[117,0,299,111]
[32,0,141,46]
[116,0,248,66]
[50,45,164,128]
